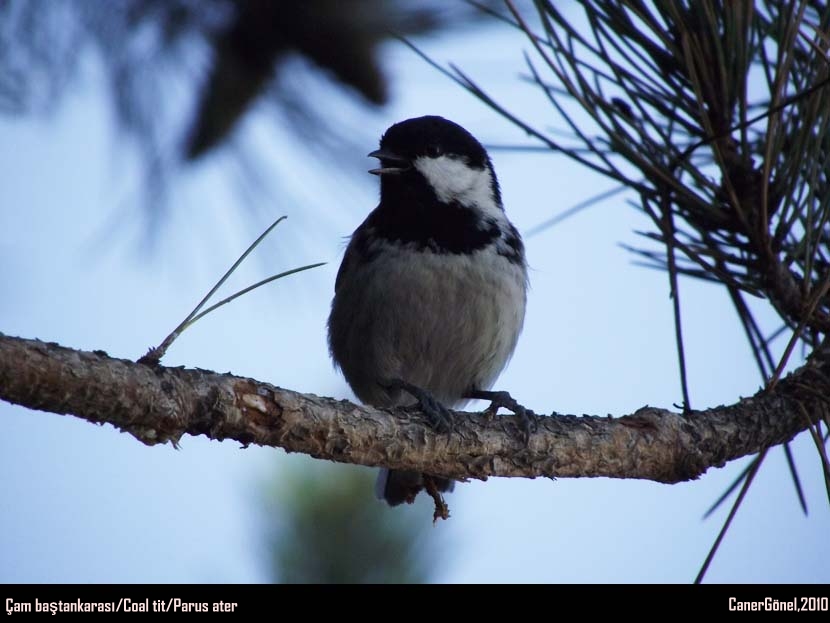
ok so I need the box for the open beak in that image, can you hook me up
[368,149,410,175]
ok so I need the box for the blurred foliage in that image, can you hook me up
[0,0,501,161]
[261,458,445,584]
[0,0,505,230]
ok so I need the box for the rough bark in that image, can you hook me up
[1,332,828,483]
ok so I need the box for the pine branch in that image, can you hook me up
[2,332,828,484]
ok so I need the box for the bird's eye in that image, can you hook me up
[427,145,442,158]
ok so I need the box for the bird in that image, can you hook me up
[327,115,528,507]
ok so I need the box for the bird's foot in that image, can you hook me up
[423,475,451,522]
[381,379,454,434]
[465,389,538,444]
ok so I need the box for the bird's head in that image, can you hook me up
[369,115,502,213]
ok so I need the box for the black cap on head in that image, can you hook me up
[377,115,488,167]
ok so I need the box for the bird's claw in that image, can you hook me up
[466,389,538,444]
[381,379,454,434]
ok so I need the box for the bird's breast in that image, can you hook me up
[329,240,527,407]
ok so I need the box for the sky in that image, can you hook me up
[1,11,828,584]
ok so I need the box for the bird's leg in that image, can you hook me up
[465,389,538,443]
[380,379,454,433]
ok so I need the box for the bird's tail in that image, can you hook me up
[375,468,455,506]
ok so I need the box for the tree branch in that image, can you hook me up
[1,332,827,484]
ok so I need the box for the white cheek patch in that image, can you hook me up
[414,155,502,219]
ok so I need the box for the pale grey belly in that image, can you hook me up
[329,247,526,408]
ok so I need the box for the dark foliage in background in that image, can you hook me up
[262,460,444,584]
[0,0,480,144]
[0,0,499,224]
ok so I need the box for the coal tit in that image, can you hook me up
[328,115,528,506]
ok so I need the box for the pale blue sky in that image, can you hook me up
[1,17,828,583]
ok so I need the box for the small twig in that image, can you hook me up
[783,443,809,515]
[672,72,830,169]
[182,263,326,329]
[695,449,767,584]
[139,216,324,364]
[766,269,830,391]
[702,459,754,519]
[659,195,692,413]
[796,402,830,504]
